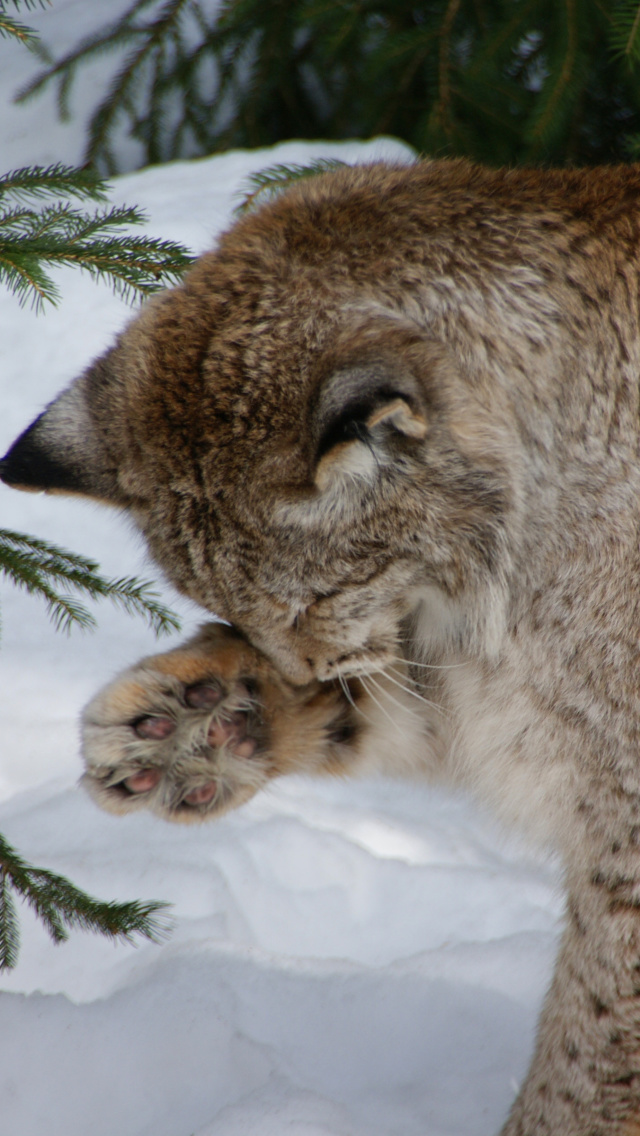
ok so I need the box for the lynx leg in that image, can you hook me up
[501,841,640,1135]
[81,622,428,823]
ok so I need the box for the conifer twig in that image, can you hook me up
[0,161,195,309]
[610,1,640,65]
[0,1,181,974]
[0,0,49,52]
[235,159,347,214]
[0,834,171,970]
[0,529,181,635]
[0,163,107,204]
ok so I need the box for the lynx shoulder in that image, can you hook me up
[5,158,640,1135]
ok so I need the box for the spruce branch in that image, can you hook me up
[0,7,187,974]
[524,0,581,152]
[82,0,193,172]
[0,0,50,57]
[0,12,38,47]
[15,0,640,169]
[434,0,462,144]
[235,159,347,215]
[0,834,171,970]
[0,163,108,204]
[2,0,51,11]
[17,0,199,172]
[0,867,20,969]
[0,164,195,309]
[0,529,181,636]
[610,1,640,66]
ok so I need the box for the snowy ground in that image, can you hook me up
[0,7,563,1135]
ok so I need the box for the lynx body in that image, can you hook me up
[4,159,640,1134]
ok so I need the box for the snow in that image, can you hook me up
[0,7,562,1134]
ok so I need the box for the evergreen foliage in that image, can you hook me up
[0,834,170,970]
[0,529,181,635]
[0,0,47,52]
[0,530,178,973]
[234,158,346,213]
[17,0,640,173]
[0,0,184,969]
[0,161,194,309]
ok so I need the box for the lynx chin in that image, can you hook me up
[5,158,640,1135]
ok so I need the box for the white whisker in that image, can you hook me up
[385,666,450,720]
[365,673,423,723]
[359,675,401,730]
[338,672,376,727]
[391,654,465,672]
[338,673,357,711]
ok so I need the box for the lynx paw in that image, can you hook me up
[81,624,363,822]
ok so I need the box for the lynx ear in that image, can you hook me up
[0,363,123,503]
[364,397,427,438]
[313,362,428,491]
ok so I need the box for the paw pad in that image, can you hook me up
[84,671,268,820]
[134,716,175,740]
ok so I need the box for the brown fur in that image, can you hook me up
[5,158,640,1132]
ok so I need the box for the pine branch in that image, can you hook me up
[0,529,181,635]
[0,834,172,970]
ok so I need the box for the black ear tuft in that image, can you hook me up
[1,370,124,503]
[1,414,88,494]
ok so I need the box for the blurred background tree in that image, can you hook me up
[16,0,640,173]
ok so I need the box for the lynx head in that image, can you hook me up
[1,162,518,683]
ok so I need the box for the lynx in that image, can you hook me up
[4,158,640,1134]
